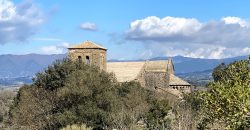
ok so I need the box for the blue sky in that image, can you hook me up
[0,0,250,59]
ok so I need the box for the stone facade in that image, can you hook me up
[68,41,107,71]
[143,72,168,90]
[68,41,191,97]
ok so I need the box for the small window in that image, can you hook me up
[86,56,90,65]
[78,56,82,63]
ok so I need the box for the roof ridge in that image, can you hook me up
[68,40,107,50]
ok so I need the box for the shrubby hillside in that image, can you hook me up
[0,88,16,128]
[1,56,249,130]
[7,59,174,130]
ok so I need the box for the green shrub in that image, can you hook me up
[196,57,250,129]
[10,58,169,130]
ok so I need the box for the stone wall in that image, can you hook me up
[68,48,107,71]
[144,72,168,90]
[135,68,169,91]
[136,67,191,97]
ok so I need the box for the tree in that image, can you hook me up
[171,94,201,130]
[212,63,226,82]
[10,59,119,129]
[10,58,164,130]
[10,85,60,130]
[197,57,250,129]
[113,81,153,129]
[56,64,121,129]
[145,99,171,130]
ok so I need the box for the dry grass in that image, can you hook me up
[60,124,91,130]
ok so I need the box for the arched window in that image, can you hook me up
[86,56,90,65]
[78,56,82,63]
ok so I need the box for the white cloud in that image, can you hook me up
[243,47,250,53]
[41,46,63,54]
[141,43,250,59]
[184,47,227,59]
[125,16,250,59]
[126,16,250,47]
[222,16,249,27]
[127,16,201,40]
[0,0,16,21]
[61,42,70,48]
[41,42,70,54]
[0,0,44,44]
[80,22,97,31]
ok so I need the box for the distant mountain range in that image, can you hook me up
[0,54,248,86]
[150,55,248,74]
[0,54,66,78]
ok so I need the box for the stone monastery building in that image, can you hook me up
[68,41,191,96]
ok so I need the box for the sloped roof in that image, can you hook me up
[68,40,107,50]
[169,74,190,86]
[107,60,169,82]
[107,60,191,86]
[144,60,168,72]
[107,61,145,82]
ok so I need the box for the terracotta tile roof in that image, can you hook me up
[169,74,191,86]
[68,40,107,50]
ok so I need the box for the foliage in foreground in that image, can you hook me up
[194,57,250,130]
[0,89,16,128]
[9,59,171,130]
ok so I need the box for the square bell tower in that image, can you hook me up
[68,40,107,71]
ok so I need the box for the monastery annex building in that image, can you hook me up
[68,41,191,96]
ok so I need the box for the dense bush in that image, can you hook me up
[191,57,250,130]
[9,56,250,130]
[9,59,171,130]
